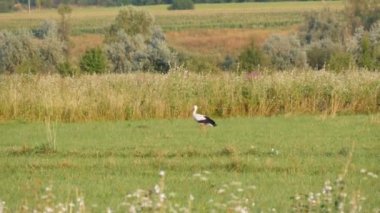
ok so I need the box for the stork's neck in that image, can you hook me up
[193,106,198,115]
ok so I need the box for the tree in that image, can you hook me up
[263,35,307,70]
[57,4,72,57]
[168,0,194,10]
[104,7,175,73]
[105,6,154,43]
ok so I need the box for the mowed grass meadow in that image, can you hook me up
[0,115,379,211]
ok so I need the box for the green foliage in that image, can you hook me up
[306,39,342,70]
[298,8,346,46]
[32,20,58,39]
[105,6,154,43]
[349,23,380,71]
[0,27,65,74]
[57,3,72,58]
[177,52,219,73]
[238,41,267,71]
[79,47,107,74]
[327,51,354,73]
[219,55,236,71]
[262,34,306,70]
[57,61,79,76]
[0,30,34,73]
[105,8,175,73]
[168,0,194,10]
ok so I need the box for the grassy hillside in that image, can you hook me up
[0,115,379,211]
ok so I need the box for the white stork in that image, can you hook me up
[192,105,217,127]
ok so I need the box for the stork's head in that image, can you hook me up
[193,105,198,111]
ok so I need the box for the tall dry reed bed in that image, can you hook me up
[0,69,379,122]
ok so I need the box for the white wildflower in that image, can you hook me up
[217,188,225,194]
[154,184,160,194]
[44,207,54,213]
[367,172,378,178]
[193,173,201,177]
[159,171,165,177]
[200,176,208,181]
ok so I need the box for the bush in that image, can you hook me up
[105,6,154,43]
[349,23,380,71]
[0,26,65,74]
[262,34,306,70]
[168,0,194,10]
[0,30,34,73]
[219,55,236,71]
[32,20,58,39]
[146,27,174,73]
[238,41,267,71]
[327,51,354,73]
[298,8,346,46]
[57,61,78,76]
[306,39,342,70]
[79,47,107,74]
[105,8,175,73]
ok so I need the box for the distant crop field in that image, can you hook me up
[0,115,379,211]
[0,1,343,33]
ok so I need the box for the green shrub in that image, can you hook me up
[306,39,342,70]
[327,51,354,73]
[349,23,380,71]
[57,61,78,76]
[105,6,154,43]
[238,41,267,71]
[79,47,107,74]
[177,51,219,73]
[219,55,236,71]
[0,28,65,74]
[0,30,34,73]
[298,8,346,46]
[262,34,306,70]
[168,0,194,10]
[105,8,175,73]
[15,58,43,74]
[32,20,58,39]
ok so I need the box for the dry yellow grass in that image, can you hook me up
[166,28,294,55]
[70,34,104,62]
[0,70,378,122]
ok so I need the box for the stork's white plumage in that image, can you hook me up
[192,105,217,127]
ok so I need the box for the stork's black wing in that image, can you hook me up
[198,116,217,127]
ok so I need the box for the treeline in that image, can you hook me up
[1,0,332,11]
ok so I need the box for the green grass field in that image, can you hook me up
[0,1,343,33]
[0,115,379,211]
